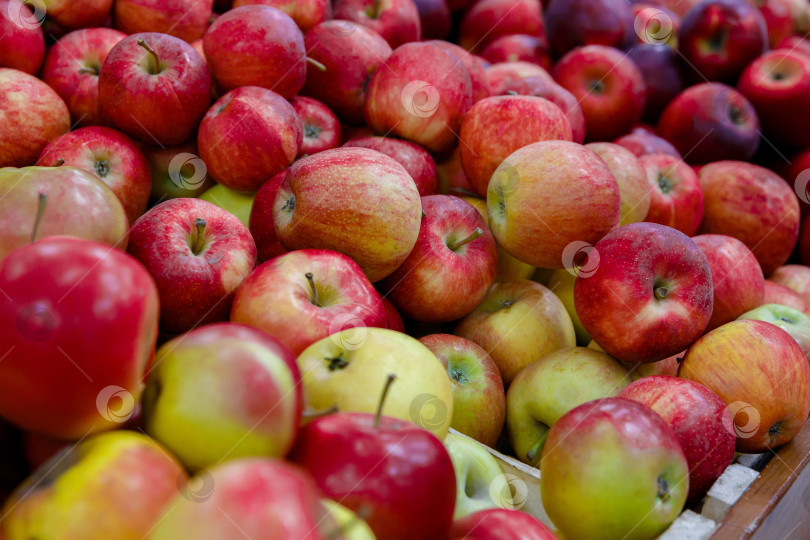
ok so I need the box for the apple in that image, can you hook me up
[419,334,506,446]
[486,140,620,269]
[203,5,305,98]
[439,147,476,195]
[0,0,45,75]
[763,280,810,313]
[232,0,331,33]
[150,458,331,539]
[627,44,687,123]
[458,0,544,53]
[333,0,421,48]
[541,398,689,540]
[619,376,735,502]
[3,431,186,539]
[198,86,302,192]
[382,297,406,332]
[679,319,810,452]
[739,303,810,359]
[426,40,492,104]
[547,268,591,344]
[31,0,113,30]
[0,236,158,438]
[613,125,681,158]
[113,0,213,42]
[758,0,809,47]
[231,249,388,355]
[36,126,151,223]
[321,499,377,540]
[639,153,703,236]
[480,34,552,70]
[144,141,214,200]
[412,0,451,39]
[455,280,577,385]
[301,21,393,125]
[98,32,211,147]
[776,34,810,57]
[199,183,255,227]
[632,4,681,48]
[678,0,767,82]
[697,161,800,276]
[0,166,129,260]
[586,142,651,226]
[575,222,714,363]
[770,264,810,305]
[451,509,558,540]
[0,68,70,168]
[248,171,287,263]
[460,95,573,197]
[627,349,682,379]
[342,136,438,196]
[273,147,421,283]
[739,49,810,150]
[292,96,342,158]
[295,328,454,439]
[545,0,634,57]
[364,41,472,153]
[551,45,646,142]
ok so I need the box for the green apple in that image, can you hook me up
[507,347,630,467]
[297,328,454,440]
[199,183,256,227]
[737,303,810,359]
[547,268,591,345]
[320,499,377,540]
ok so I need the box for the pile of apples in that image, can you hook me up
[4,0,810,538]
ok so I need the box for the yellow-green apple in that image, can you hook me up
[295,328,453,439]
[458,0,544,53]
[547,269,590,344]
[320,499,376,540]
[586,142,651,225]
[613,125,681,158]
[98,33,211,146]
[451,509,558,540]
[770,265,810,305]
[0,68,69,168]
[273,147,421,282]
[762,280,810,313]
[486,140,620,269]
[738,304,810,359]
[639,153,703,236]
[618,376,735,502]
[2,431,185,540]
[480,34,552,70]
[455,280,576,385]
[113,0,213,42]
[0,0,44,75]
[540,398,689,540]
[575,222,714,363]
[333,0,421,48]
[419,334,506,446]
[0,236,158,438]
[693,234,765,331]
[679,319,810,452]
[198,86,302,192]
[627,44,687,123]
[301,22,392,124]
[0,166,128,260]
[26,0,113,31]
[460,95,573,197]
[697,161,800,276]
[150,458,331,540]
[413,0,451,39]
[507,347,630,467]
[382,195,497,323]
[248,171,287,263]
[427,40,492,103]
[657,83,760,163]
[231,249,387,355]
[364,41,472,153]
[343,136,439,196]
[293,96,342,158]
[36,126,150,223]
[678,0,767,82]
[545,0,634,56]
[128,198,256,334]
[199,183,255,227]
[232,0,331,32]
[204,6,305,98]
[551,45,646,142]
[145,141,214,200]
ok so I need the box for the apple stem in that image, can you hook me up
[654,286,669,300]
[305,56,327,72]
[374,374,397,428]
[305,272,320,307]
[192,217,207,255]
[301,405,339,420]
[447,227,483,251]
[50,158,64,167]
[31,193,47,243]
[137,38,161,75]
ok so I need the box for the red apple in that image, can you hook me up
[770,264,810,306]
[35,0,114,30]
[698,161,800,276]
[758,0,809,47]
[545,0,634,56]
[627,44,687,122]
[618,376,735,502]
[413,0,451,39]
[249,171,287,263]
[98,32,211,146]
[632,4,681,48]
[458,0,544,53]
[657,83,760,164]
[113,0,214,42]
[343,136,438,196]
[232,0,331,33]
[0,0,45,75]
[639,153,703,236]
[144,141,214,200]
[575,222,714,363]
[203,5,305,98]
[427,40,492,103]
[364,41,472,153]
[552,45,646,142]
[613,125,681,158]
[776,34,810,57]
[0,68,70,168]
[586,142,651,226]
[438,146,476,195]
[301,21,392,125]
[197,86,302,192]
[451,509,558,540]
[292,96,342,158]
[382,296,406,332]
[738,303,810,360]
[480,34,552,70]
[763,279,810,313]
[333,0,421,48]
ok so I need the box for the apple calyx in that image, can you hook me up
[727,104,743,125]
[50,158,65,167]
[281,196,296,213]
[768,422,784,441]
[506,90,519,96]
[137,38,162,75]
[654,286,669,300]
[94,159,110,178]
[305,272,320,307]
[587,80,605,95]
[374,373,397,428]
[657,173,672,194]
[305,57,327,72]
[448,365,469,384]
[31,193,47,243]
[325,354,349,371]
[191,217,207,255]
[304,124,322,139]
[657,475,671,503]
[447,227,483,252]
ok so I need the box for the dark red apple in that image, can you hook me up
[545,0,634,57]
[480,34,552,70]
[458,0,545,53]
[627,44,687,123]
[613,125,681,158]
[292,96,342,157]
[427,40,492,103]
[412,0,451,39]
